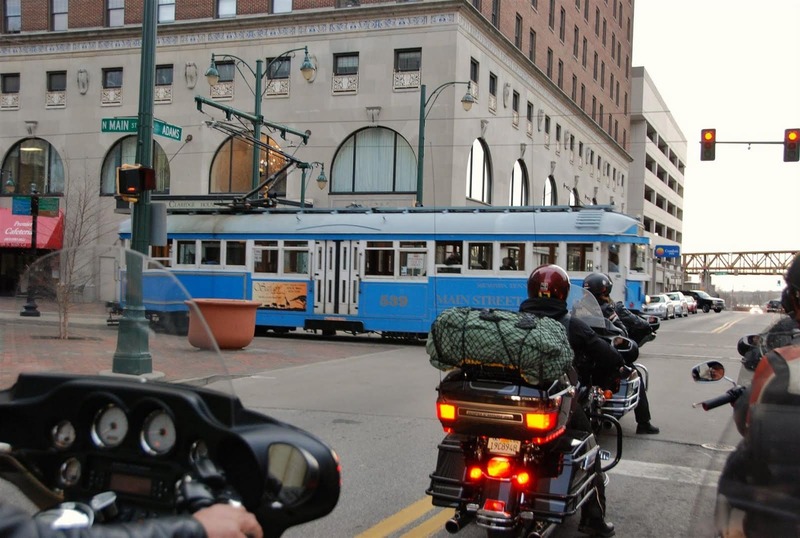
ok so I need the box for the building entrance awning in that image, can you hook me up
[0,208,64,249]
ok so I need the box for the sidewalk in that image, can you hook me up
[0,295,403,387]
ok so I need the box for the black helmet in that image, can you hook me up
[583,272,613,299]
[527,265,571,301]
[784,254,800,312]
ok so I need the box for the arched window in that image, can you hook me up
[542,175,557,206]
[466,138,492,203]
[210,134,287,195]
[331,127,415,193]
[2,138,65,195]
[101,135,169,195]
[509,159,529,206]
[569,187,579,206]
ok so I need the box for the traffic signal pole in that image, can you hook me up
[112,0,156,375]
[699,129,800,162]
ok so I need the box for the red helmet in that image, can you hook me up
[583,272,612,299]
[527,264,571,301]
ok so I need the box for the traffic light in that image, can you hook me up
[116,164,155,202]
[784,128,800,162]
[700,129,716,161]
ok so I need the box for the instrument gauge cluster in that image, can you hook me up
[140,409,177,456]
[91,403,129,448]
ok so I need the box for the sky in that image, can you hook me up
[631,1,800,291]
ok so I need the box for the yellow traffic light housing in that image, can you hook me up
[785,129,800,162]
[700,129,716,161]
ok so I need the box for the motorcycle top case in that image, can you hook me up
[427,307,574,386]
[435,368,574,440]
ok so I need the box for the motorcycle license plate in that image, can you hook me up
[487,437,521,455]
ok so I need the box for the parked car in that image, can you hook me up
[765,299,784,313]
[680,289,725,313]
[666,291,689,318]
[642,294,675,320]
[685,295,698,314]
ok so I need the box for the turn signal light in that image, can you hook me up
[468,466,483,480]
[486,457,513,478]
[525,410,558,431]
[603,389,614,399]
[437,403,456,421]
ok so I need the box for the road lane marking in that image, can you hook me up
[354,497,434,538]
[399,507,453,538]
[711,318,744,334]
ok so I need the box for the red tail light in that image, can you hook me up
[468,466,483,480]
[437,403,456,421]
[603,389,614,399]
[531,426,566,445]
[486,457,513,478]
[484,499,506,512]
[515,471,531,486]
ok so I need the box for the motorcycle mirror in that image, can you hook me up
[691,360,726,382]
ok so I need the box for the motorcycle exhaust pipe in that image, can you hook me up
[445,511,474,534]
[526,520,555,538]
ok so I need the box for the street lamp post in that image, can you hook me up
[416,81,475,206]
[298,162,327,209]
[205,48,315,191]
[20,184,40,317]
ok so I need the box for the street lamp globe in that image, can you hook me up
[300,49,316,82]
[316,167,328,190]
[460,85,476,112]
[205,57,220,86]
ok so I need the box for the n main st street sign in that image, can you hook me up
[101,117,183,141]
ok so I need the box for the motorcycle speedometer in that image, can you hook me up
[91,404,128,448]
[140,409,176,455]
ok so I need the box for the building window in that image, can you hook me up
[610,73,614,98]
[580,83,585,109]
[543,175,557,206]
[266,57,290,80]
[209,134,285,194]
[557,60,563,88]
[2,138,65,195]
[584,0,589,20]
[600,61,605,88]
[593,52,598,80]
[102,68,122,89]
[5,0,20,32]
[573,26,579,57]
[158,0,175,23]
[571,75,577,101]
[395,48,421,72]
[548,0,555,29]
[47,71,66,91]
[559,7,566,41]
[470,57,479,91]
[156,65,173,86]
[512,90,520,126]
[531,0,537,9]
[491,0,500,27]
[216,61,235,83]
[217,0,236,18]
[594,7,600,35]
[101,135,169,195]
[107,0,124,27]
[546,48,553,79]
[611,33,616,59]
[529,29,536,63]
[466,139,492,204]
[488,72,497,112]
[52,0,68,31]
[514,14,522,49]
[510,160,528,206]
[1,73,20,94]
[333,53,359,92]
[602,18,607,45]
[331,127,415,194]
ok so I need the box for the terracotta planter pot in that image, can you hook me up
[186,299,260,350]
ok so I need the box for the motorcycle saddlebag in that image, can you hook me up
[426,434,472,507]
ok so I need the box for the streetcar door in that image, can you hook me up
[314,240,361,316]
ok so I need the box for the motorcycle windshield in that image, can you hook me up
[2,245,237,424]
[567,286,609,332]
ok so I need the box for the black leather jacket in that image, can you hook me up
[0,503,206,538]
[519,297,625,389]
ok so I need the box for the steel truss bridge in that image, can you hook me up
[682,250,798,277]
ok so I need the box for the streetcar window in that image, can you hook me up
[365,241,394,276]
[283,241,309,274]
[500,243,525,271]
[468,243,492,270]
[399,241,427,278]
[226,241,246,267]
[566,243,593,272]
[200,241,221,265]
[532,243,559,266]
[254,241,279,274]
[631,243,647,271]
[435,241,462,274]
[150,245,171,268]
[177,241,196,265]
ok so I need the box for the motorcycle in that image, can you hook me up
[692,330,800,537]
[425,289,629,537]
[0,246,341,537]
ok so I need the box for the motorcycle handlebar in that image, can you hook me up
[698,387,745,411]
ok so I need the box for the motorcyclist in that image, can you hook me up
[721,253,800,536]
[0,500,263,537]
[519,264,623,537]
[583,272,660,435]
